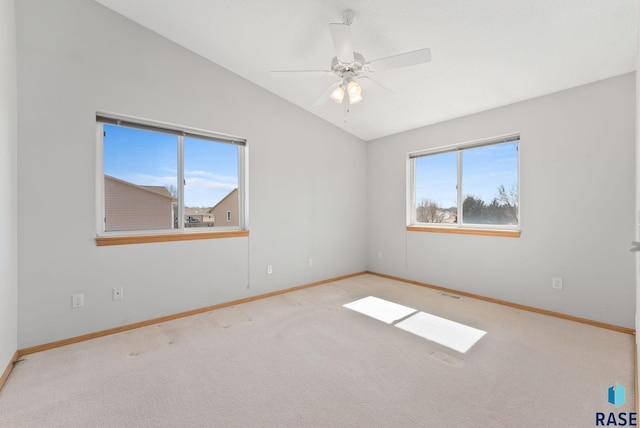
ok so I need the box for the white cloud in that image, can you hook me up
[185,177,236,191]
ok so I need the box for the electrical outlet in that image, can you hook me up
[377,251,383,260]
[112,287,124,301]
[72,293,84,308]
[552,277,563,290]
[308,257,313,267]
[267,265,273,274]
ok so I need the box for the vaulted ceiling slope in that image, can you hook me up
[95,0,637,141]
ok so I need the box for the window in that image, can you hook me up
[96,114,247,244]
[408,134,519,236]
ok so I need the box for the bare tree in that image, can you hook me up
[497,184,518,207]
[165,184,178,199]
[416,199,445,223]
[496,184,518,222]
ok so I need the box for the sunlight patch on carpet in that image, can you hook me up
[343,296,417,324]
[395,311,486,353]
[343,296,487,353]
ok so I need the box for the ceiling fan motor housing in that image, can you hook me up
[331,52,365,74]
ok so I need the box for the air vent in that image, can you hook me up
[438,292,462,300]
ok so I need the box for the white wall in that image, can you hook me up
[16,0,367,348]
[368,73,636,328]
[0,0,18,370]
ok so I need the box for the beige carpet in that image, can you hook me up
[0,274,635,427]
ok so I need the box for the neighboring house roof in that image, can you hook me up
[105,175,176,201]
[140,185,174,199]
[208,188,238,213]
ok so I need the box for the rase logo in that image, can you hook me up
[596,383,637,426]
[609,383,626,408]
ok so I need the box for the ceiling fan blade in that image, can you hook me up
[359,76,396,95]
[365,48,431,73]
[270,70,330,78]
[329,23,354,64]
[313,80,341,106]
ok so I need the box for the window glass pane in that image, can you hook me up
[184,137,238,228]
[414,151,458,224]
[461,141,518,225]
[103,124,178,232]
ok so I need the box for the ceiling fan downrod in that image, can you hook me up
[340,9,355,25]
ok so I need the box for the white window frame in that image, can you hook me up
[407,133,520,233]
[96,112,248,238]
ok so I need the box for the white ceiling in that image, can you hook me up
[95,0,637,141]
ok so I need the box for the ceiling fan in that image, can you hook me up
[271,9,431,110]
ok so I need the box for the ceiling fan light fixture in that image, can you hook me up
[348,91,363,104]
[330,85,346,103]
[347,80,361,95]
[347,80,363,104]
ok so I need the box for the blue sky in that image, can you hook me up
[415,141,518,208]
[103,125,238,207]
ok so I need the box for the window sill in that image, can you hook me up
[406,225,520,238]
[96,230,249,246]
